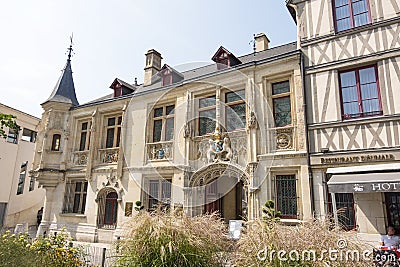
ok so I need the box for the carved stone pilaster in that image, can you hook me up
[246,162,258,190]
[247,111,258,129]
[184,122,192,138]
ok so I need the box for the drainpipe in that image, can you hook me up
[300,51,315,215]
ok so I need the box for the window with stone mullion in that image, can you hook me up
[105,116,122,148]
[152,105,175,142]
[198,95,217,135]
[272,81,291,127]
[225,90,246,132]
[79,121,91,151]
[62,180,88,214]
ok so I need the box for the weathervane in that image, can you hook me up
[67,33,74,60]
[249,34,256,53]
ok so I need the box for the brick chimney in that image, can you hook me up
[255,33,270,52]
[144,49,162,86]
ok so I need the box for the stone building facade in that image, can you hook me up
[32,35,311,242]
[287,0,400,239]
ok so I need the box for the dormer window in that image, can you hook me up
[114,84,122,97]
[109,78,135,98]
[216,52,229,69]
[161,68,173,86]
[212,46,241,70]
[159,64,183,86]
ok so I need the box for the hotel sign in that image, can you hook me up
[321,154,395,164]
[327,172,400,193]
[352,182,400,193]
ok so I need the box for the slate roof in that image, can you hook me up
[74,41,298,109]
[42,59,79,106]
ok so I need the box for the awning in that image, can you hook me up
[327,172,400,193]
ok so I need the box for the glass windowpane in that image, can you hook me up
[199,96,216,108]
[337,18,351,31]
[166,105,175,115]
[226,90,245,103]
[108,117,115,126]
[165,118,174,141]
[273,97,292,127]
[199,109,216,135]
[340,71,356,87]
[154,108,163,118]
[106,128,114,148]
[79,132,87,151]
[359,67,376,84]
[362,99,380,113]
[272,81,290,95]
[336,5,350,20]
[116,127,121,147]
[153,120,162,142]
[73,194,80,213]
[162,180,172,200]
[335,0,348,7]
[342,86,358,102]
[226,103,246,131]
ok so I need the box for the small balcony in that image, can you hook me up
[146,141,173,161]
[99,148,119,164]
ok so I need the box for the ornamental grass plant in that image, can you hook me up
[234,217,373,267]
[116,209,233,267]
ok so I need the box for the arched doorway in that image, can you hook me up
[189,163,249,222]
[204,178,246,222]
[97,188,118,229]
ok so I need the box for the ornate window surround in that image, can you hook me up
[194,86,247,137]
[76,118,91,151]
[264,74,294,128]
[150,103,175,143]
[62,178,88,214]
[102,113,122,149]
[51,133,62,151]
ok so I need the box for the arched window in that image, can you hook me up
[51,134,61,151]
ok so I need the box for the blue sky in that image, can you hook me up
[0,0,296,118]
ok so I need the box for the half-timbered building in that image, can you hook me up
[287,0,400,239]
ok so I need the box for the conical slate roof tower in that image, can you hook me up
[42,41,79,106]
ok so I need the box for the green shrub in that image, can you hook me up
[0,231,38,267]
[116,209,232,267]
[0,230,84,267]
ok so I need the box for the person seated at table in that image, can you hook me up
[380,226,400,248]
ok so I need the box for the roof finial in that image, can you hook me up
[67,33,74,61]
[249,34,256,54]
